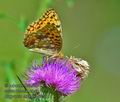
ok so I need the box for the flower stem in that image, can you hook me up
[54,92,61,102]
[39,85,62,102]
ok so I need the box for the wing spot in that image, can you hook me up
[51,34,54,36]
[54,39,60,41]
[46,33,49,35]
[52,23,55,25]
[55,35,60,38]
[27,28,30,31]
[30,25,33,27]
[50,37,54,39]
[56,25,60,28]
[47,22,50,25]
[50,16,53,19]
[53,14,55,17]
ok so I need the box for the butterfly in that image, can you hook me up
[23,8,63,57]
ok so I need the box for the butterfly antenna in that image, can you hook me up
[69,42,81,54]
[73,43,81,49]
[16,74,32,99]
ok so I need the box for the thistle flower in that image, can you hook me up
[26,57,81,95]
[25,56,89,102]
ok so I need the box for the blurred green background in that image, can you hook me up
[0,0,120,102]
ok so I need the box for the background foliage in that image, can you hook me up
[0,0,120,102]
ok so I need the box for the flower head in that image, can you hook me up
[67,56,89,80]
[26,57,81,95]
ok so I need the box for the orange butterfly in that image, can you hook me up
[23,9,63,57]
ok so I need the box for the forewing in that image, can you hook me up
[25,8,62,36]
[24,8,62,55]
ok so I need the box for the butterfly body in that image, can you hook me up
[24,9,62,57]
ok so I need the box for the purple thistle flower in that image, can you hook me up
[26,57,81,95]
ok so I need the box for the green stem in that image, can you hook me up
[54,91,61,102]
[31,85,62,102]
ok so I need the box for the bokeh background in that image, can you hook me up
[0,0,120,102]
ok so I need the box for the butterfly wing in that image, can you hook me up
[25,8,62,36]
[24,9,62,55]
[24,24,62,55]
